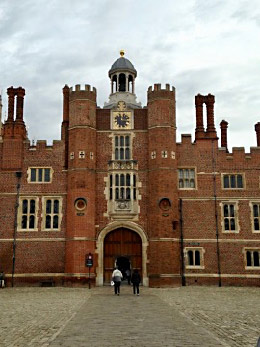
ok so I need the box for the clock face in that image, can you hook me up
[112,102,132,129]
[115,113,130,128]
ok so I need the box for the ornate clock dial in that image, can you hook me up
[115,113,130,128]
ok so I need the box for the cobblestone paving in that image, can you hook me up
[0,286,259,346]
[0,288,91,347]
[152,286,260,347]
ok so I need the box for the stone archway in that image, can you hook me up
[96,221,149,286]
[103,228,142,283]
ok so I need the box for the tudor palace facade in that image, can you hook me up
[0,51,260,287]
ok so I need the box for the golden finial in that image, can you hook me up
[120,49,125,57]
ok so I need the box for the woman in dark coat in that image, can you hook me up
[131,269,141,295]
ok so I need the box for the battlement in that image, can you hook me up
[148,83,175,93]
[147,84,175,102]
[69,84,97,93]
[26,139,63,152]
[69,84,97,103]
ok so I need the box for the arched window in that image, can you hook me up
[112,75,117,93]
[119,73,126,92]
[186,248,203,268]
[188,251,193,265]
[195,250,200,266]
[246,251,252,266]
[43,197,62,231]
[128,75,133,93]
[19,198,37,230]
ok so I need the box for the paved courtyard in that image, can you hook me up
[0,285,259,346]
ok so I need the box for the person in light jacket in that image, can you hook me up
[112,267,123,295]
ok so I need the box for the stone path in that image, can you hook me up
[0,285,259,346]
[49,286,223,347]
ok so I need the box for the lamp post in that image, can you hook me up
[11,171,22,287]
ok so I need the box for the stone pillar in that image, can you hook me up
[126,73,129,92]
[195,94,204,140]
[116,74,119,92]
[220,120,228,151]
[7,87,15,122]
[16,87,25,121]
[255,122,260,146]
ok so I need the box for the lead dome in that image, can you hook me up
[109,52,137,77]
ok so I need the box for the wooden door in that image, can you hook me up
[104,228,142,283]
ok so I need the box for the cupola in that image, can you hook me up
[104,50,141,109]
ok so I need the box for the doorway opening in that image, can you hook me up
[103,227,142,283]
[116,256,130,282]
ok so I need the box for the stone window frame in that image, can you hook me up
[249,201,260,234]
[41,196,63,231]
[17,196,39,232]
[111,133,134,161]
[243,248,260,269]
[27,167,53,184]
[221,173,245,190]
[114,134,131,160]
[109,172,137,201]
[184,247,205,269]
[177,167,197,190]
[220,201,240,233]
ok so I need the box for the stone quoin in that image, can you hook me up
[0,51,259,287]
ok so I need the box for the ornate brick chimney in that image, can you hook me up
[205,94,216,136]
[220,120,228,152]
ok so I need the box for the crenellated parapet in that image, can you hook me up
[25,139,64,151]
[69,84,97,103]
[147,83,175,102]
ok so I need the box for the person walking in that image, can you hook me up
[131,269,141,295]
[112,267,123,295]
[125,268,131,285]
[0,271,5,288]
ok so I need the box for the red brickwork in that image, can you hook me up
[0,65,260,288]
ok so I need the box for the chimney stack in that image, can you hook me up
[195,94,204,140]
[255,122,260,146]
[7,87,15,122]
[205,94,216,135]
[16,87,25,122]
[220,120,228,152]
[63,85,70,121]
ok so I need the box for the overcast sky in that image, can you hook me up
[0,0,260,151]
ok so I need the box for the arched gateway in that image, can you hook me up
[95,222,149,286]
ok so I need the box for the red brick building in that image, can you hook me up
[0,51,260,287]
